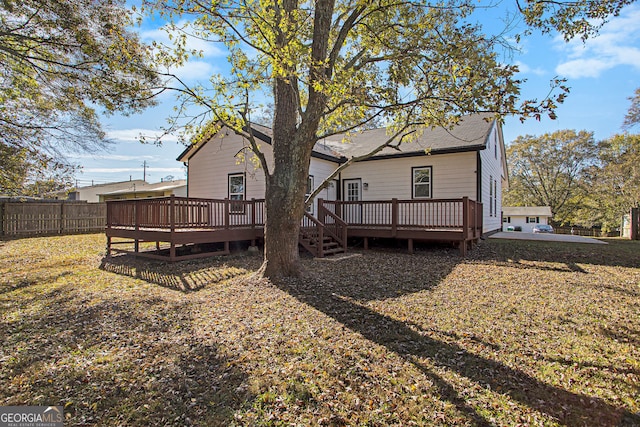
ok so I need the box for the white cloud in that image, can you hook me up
[70,153,160,161]
[107,129,181,143]
[556,58,613,78]
[554,6,640,78]
[514,61,546,76]
[140,21,226,58]
[172,60,217,81]
[82,167,186,174]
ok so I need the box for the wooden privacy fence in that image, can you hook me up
[0,201,106,237]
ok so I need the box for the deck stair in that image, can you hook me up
[299,227,345,257]
[299,210,347,257]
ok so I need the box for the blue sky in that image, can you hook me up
[69,3,640,186]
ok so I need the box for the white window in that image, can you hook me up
[412,166,432,199]
[526,217,539,223]
[228,173,245,213]
[493,179,497,217]
[489,175,493,217]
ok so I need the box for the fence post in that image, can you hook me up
[631,207,639,240]
[60,202,65,234]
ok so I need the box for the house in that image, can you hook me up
[177,114,507,235]
[104,114,507,261]
[97,179,187,202]
[501,206,553,232]
[68,179,147,202]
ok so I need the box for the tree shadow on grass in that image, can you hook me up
[484,239,640,269]
[0,290,250,426]
[276,256,640,426]
[99,254,262,292]
[0,271,73,294]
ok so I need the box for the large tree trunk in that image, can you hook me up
[258,0,333,279]
[260,145,310,278]
[259,56,312,278]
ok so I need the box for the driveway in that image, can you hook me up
[489,232,608,245]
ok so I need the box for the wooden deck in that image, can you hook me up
[105,196,482,261]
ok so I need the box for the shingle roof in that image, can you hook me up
[177,114,497,162]
[317,113,496,159]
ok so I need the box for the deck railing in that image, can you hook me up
[107,196,482,242]
[106,196,265,230]
[320,197,482,239]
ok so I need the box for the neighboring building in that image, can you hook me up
[502,206,553,232]
[97,179,187,201]
[68,179,147,203]
[177,114,508,234]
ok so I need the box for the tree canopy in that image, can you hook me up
[0,0,159,194]
[586,133,640,231]
[517,0,637,41]
[503,130,597,224]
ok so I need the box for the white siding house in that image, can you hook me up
[502,206,553,232]
[177,114,508,235]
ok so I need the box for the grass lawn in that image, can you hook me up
[0,234,638,426]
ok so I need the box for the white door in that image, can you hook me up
[342,179,362,223]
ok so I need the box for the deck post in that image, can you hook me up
[462,197,469,241]
[224,198,230,229]
[317,223,324,258]
[461,197,470,256]
[318,198,325,223]
[391,198,398,237]
[251,198,256,229]
[364,237,368,250]
[408,238,414,254]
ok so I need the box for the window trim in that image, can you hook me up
[489,175,493,217]
[412,166,433,199]
[228,172,246,214]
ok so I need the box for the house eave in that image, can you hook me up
[355,144,486,162]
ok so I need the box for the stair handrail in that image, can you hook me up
[302,211,324,257]
[317,200,347,251]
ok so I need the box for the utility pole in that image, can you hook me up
[142,161,148,182]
